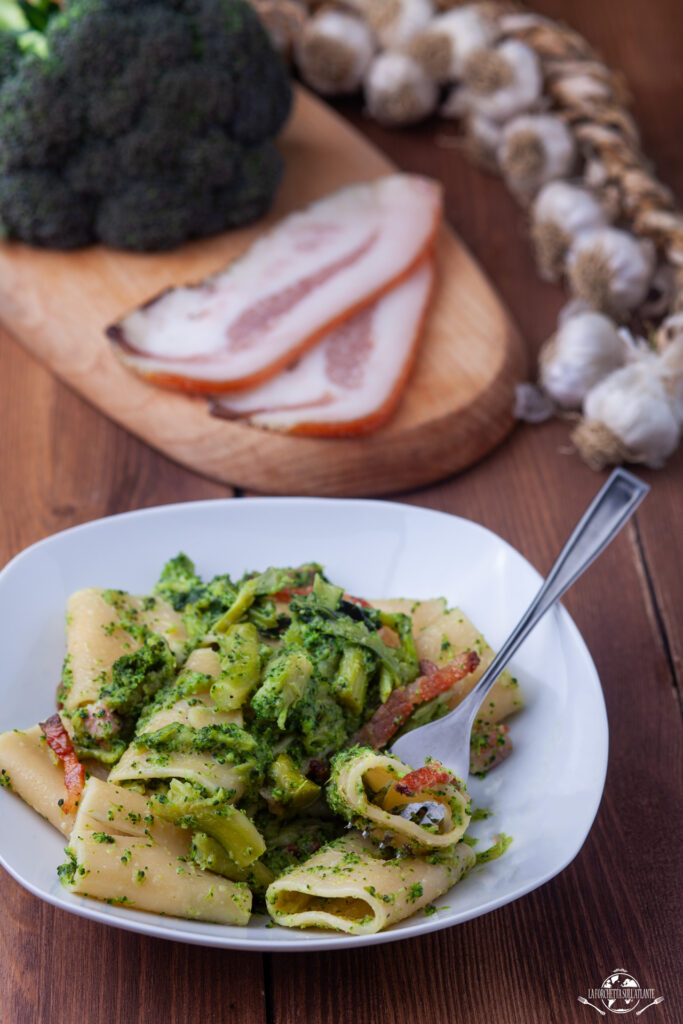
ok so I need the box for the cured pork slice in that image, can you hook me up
[107,175,442,392]
[211,258,435,435]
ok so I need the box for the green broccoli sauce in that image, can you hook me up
[49,554,517,922]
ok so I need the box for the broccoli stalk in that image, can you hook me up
[266,753,320,813]
[210,622,262,711]
[190,832,274,893]
[214,567,301,632]
[153,780,266,867]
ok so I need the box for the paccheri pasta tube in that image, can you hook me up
[265,833,475,935]
[327,747,471,850]
[0,725,78,836]
[63,778,251,925]
[0,560,518,933]
[108,648,252,795]
[60,587,187,766]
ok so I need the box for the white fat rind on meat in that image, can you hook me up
[211,260,434,431]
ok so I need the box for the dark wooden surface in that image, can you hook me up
[0,2,681,1022]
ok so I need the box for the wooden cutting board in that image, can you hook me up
[0,89,526,497]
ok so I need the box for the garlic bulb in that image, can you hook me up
[497,114,576,200]
[566,227,655,318]
[573,354,683,469]
[364,51,438,126]
[538,311,626,409]
[350,0,435,50]
[407,5,499,83]
[531,181,609,281]
[295,10,375,96]
[460,39,543,122]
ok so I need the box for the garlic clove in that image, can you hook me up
[514,381,555,423]
[497,113,576,201]
[531,181,609,281]
[566,227,656,319]
[364,51,439,127]
[574,361,681,469]
[538,310,626,409]
[295,9,375,96]
[407,5,499,83]
[461,39,543,122]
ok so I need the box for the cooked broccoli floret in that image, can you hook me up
[0,0,292,250]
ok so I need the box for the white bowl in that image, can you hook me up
[0,498,607,951]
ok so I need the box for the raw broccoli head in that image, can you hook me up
[0,0,292,250]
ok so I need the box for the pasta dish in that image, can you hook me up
[0,557,520,934]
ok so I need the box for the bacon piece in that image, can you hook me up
[84,700,121,741]
[393,764,453,796]
[470,722,512,775]
[355,650,480,749]
[108,175,442,393]
[211,258,435,435]
[412,651,480,702]
[39,713,85,814]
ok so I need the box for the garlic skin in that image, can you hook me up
[566,227,655,318]
[539,311,626,409]
[364,51,438,127]
[497,114,576,200]
[407,5,499,83]
[350,0,435,51]
[574,360,682,469]
[461,39,542,122]
[514,381,555,423]
[295,10,375,96]
[531,181,609,281]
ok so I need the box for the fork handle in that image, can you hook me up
[460,468,649,729]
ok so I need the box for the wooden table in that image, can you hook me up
[0,2,681,1021]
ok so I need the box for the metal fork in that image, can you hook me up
[390,468,649,779]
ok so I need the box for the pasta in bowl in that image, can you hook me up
[0,559,518,934]
[0,498,608,950]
